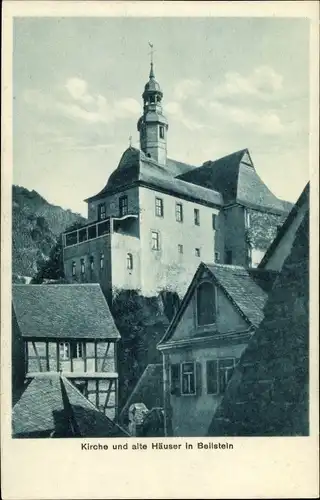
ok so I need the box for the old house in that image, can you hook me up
[12,284,120,420]
[207,184,309,436]
[62,60,291,299]
[12,373,128,438]
[157,262,277,437]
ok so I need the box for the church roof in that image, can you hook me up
[177,149,292,214]
[12,284,120,340]
[85,147,222,208]
[12,373,128,438]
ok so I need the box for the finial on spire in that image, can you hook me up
[148,42,155,78]
[129,135,132,147]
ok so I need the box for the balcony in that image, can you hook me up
[63,214,138,248]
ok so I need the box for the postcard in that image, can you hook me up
[1,1,319,499]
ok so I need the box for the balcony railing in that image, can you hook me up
[64,219,111,247]
[63,214,138,248]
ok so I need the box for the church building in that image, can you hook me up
[62,59,291,298]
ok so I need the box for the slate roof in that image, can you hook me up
[119,364,163,425]
[12,373,128,438]
[206,264,270,327]
[12,284,120,340]
[85,147,222,207]
[177,149,291,214]
[159,263,274,346]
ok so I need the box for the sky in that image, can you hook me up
[13,17,310,216]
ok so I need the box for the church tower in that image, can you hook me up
[137,59,168,165]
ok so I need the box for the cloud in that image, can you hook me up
[173,79,202,101]
[213,66,283,99]
[24,78,142,127]
[164,101,204,131]
[65,78,94,104]
[208,100,285,135]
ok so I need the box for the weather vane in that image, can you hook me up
[148,41,155,64]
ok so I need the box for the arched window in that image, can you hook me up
[100,253,104,270]
[196,281,216,326]
[127,253,133,270]
[71,261,76,277]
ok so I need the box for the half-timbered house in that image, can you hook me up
[12,284,120,420]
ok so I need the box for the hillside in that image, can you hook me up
[12,185,85,282]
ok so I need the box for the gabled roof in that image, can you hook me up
[177,149,291,214]
[12,284,120,340]
[258,183,309,269]
[159,263,275,346]
[207,207,309,436]
[12,373,128,437]
[119,364,163,424]
[85,147,222,208]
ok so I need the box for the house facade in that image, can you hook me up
[62,60,291,299]
[12,284,120,420]
[157,262,276,437]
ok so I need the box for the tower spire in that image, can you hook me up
[148,42,155,78]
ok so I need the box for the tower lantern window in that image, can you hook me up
[159,125,165,139]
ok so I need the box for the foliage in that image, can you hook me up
[111,289,180,409]
[12,185,85,281]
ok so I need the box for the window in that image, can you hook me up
[194,208,200,226]
[195,248,201,257]
[127,253,133,270]
[98,203,106,221]
[100,253,104,270]
[225,250,232,265]
[245,210,251,229]
[159,125,165,139]
[181,362,196,395]
[219,359,236,393]
[206,358,236,395]
[151,231,160,250]
[71,261,76,276]
[59,342,70,361]
[89,255,94,271]
[196,281,216,326]
[214,252,220,263]
[71,342,83,359]
[119,195,128,217]
[176,203,183,223]
[212,214,218,230]
[178,244,184,254]
[155,197,164,217]
[80,258,85,275]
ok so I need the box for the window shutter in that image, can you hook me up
[206,360,218,394]
[195,362,202,396]
[170,364,181,397]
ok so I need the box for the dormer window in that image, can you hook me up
[196,281,216,326]
[159,125,165,139]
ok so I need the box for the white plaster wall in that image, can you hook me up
[138,186,220,297]
[168,343,248,436]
